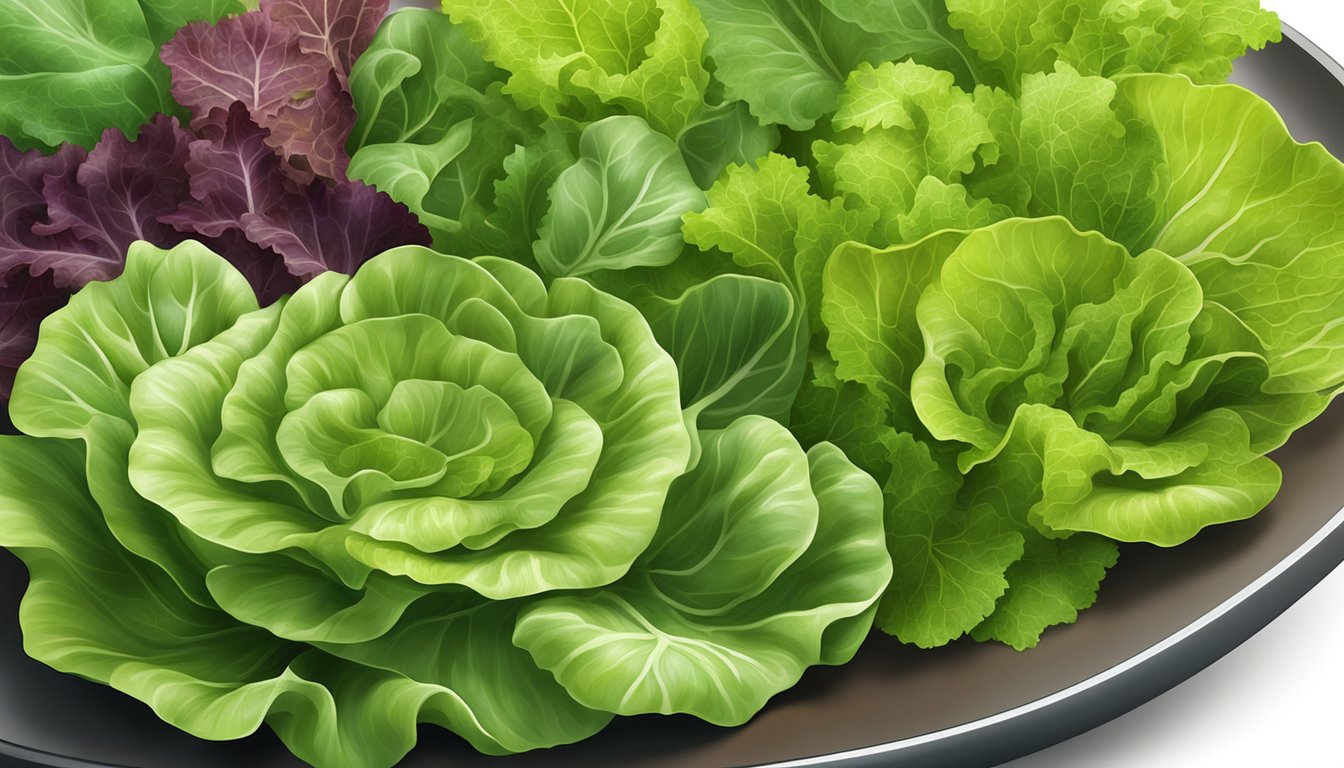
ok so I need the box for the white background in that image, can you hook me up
[1006,2,1344,766]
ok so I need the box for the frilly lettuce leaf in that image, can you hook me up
[821,215,1324,646]
[162,104,295,239]
[811,61,1165,251]
[162,13,332,130]
[259,0,389,85]
[0,271,69,399]
[0,140,98,289]
[683,152,876,327]
[440,0,710,136]
[876,433,1024,648]
[33,115,194,286]
[944,0,1280,89]
[813,61,998,246]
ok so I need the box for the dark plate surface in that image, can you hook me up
[3,25,1344,768]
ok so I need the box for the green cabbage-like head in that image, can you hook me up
[130,244,693,601]
[826,217,1302,549]
[0,241,890,768]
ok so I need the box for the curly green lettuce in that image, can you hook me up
[0,239,889,768]
[690,0,1277,129]
[823,211,1339,650]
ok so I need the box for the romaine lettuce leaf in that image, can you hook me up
[945,0,1280,89]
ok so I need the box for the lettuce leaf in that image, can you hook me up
[347,9,552,253]
[535,116,706,276]
[945,0,1280,88]
[0,0,244,150]
[693,0,930,131]
[440,0,710,135]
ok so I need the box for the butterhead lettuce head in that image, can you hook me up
[0,240,890,768]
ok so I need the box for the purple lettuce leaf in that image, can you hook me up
[0,139,104,290]
[204,229,301,305]
[34,115,194,285]
[242,181,432,279]
[259,71,357,181]
[0,268,69,398]
[162,102,299,238]
[261,0,390,85]
[162,13,331,131]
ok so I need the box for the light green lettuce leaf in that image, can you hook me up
[813,61,997,246]
[944,0,1279,89]
[514,417,889,725]
[876,433,1024,648]
[682,152,877,327]
[822,231,959,430]
[1122,74,1344,403]
[971,533,1119,651]
[534,116,706,276]
[440,0,710,135]
[897,177,1012,241]
[314,593,614,755]
[348,9,547,251]
[822,218,1295,646]
[964,64,1169,252]
[11,240,260,606]
[0,435,606,766]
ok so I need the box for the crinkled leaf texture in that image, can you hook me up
[347,8,564,260]
[1,238,888,766]
[440,0,710,135]
[687,0,1275,132]
[0,271,68,399]
[260,0,389,84]
[0,0,244,150]
[822,212,1337,648]
[162,1,377,181]
[944,0,1279,89]
[809,60,1163,252]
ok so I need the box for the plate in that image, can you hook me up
[3,24,1344,768]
